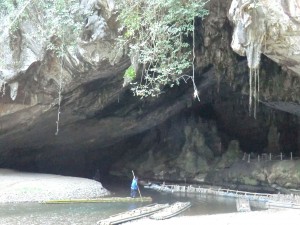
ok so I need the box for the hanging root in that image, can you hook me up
[192,18,200,102]
[254,69,257,119]
[55,47,64,136]
[249,68,252,116]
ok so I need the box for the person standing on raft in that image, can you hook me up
[130,177,138,198]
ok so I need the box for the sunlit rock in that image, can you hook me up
[229,0,300,75]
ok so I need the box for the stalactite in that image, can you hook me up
[247,36,264,118]
[8,82,18,101]
[0,80,6,96]
[229,0,266,119]
[248,67,260,118]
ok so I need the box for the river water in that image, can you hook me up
[0,180,256,225]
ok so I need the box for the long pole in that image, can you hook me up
[132,170,142,199]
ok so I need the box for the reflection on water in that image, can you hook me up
[0,201,148,225]
[0,181,262,225]
[176,192,237,215]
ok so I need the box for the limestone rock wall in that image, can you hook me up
[0,0,123,112]
[206,159,300,190]
[229,0,300,75]
[109,114,222,182]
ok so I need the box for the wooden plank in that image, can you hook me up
[43,196,152,204]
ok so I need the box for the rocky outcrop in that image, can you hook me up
[228,0,300,115]
[0,0,123,114]
[206,159,300,190]
[109,115,222,182]
[229,0,300,75]
[0,0,129,176]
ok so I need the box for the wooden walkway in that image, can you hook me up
[161,184,300,205]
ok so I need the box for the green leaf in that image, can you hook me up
[124,66,136,80]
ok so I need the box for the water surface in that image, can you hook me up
[0,181,248,225]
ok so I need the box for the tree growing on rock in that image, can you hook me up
[116,0,209,99]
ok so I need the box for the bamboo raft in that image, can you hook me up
[266,201,300,209]
[97,203,169,225]
[149,202,191,220]
[43,196,152,204]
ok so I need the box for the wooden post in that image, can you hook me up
[258,155,260,162]
[248,154,250,163]
[269,153,272,161]
[243,152,246,160]
[280,152,283,161]
[291,152,293,160]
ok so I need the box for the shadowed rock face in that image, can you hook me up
[0,0,299,190]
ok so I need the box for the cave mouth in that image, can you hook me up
[3,55,297,185]
[0,92,299,185]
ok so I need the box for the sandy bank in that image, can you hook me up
[124,209,300,225]
[0,169,109,203]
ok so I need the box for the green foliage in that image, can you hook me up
[124,66,136,80]
[116,0,209,97]
[0,0,15,17]
[0,0,27,32]
[123,65,137,87]
[0,1,10,12]
[0,0,88,58]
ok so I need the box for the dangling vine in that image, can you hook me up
[192,18,200,101]
[0,0,88,135]
[55,43,64,136]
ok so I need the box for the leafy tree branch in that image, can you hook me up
[116,0,209,98]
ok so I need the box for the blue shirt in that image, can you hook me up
[131,178,138,190]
